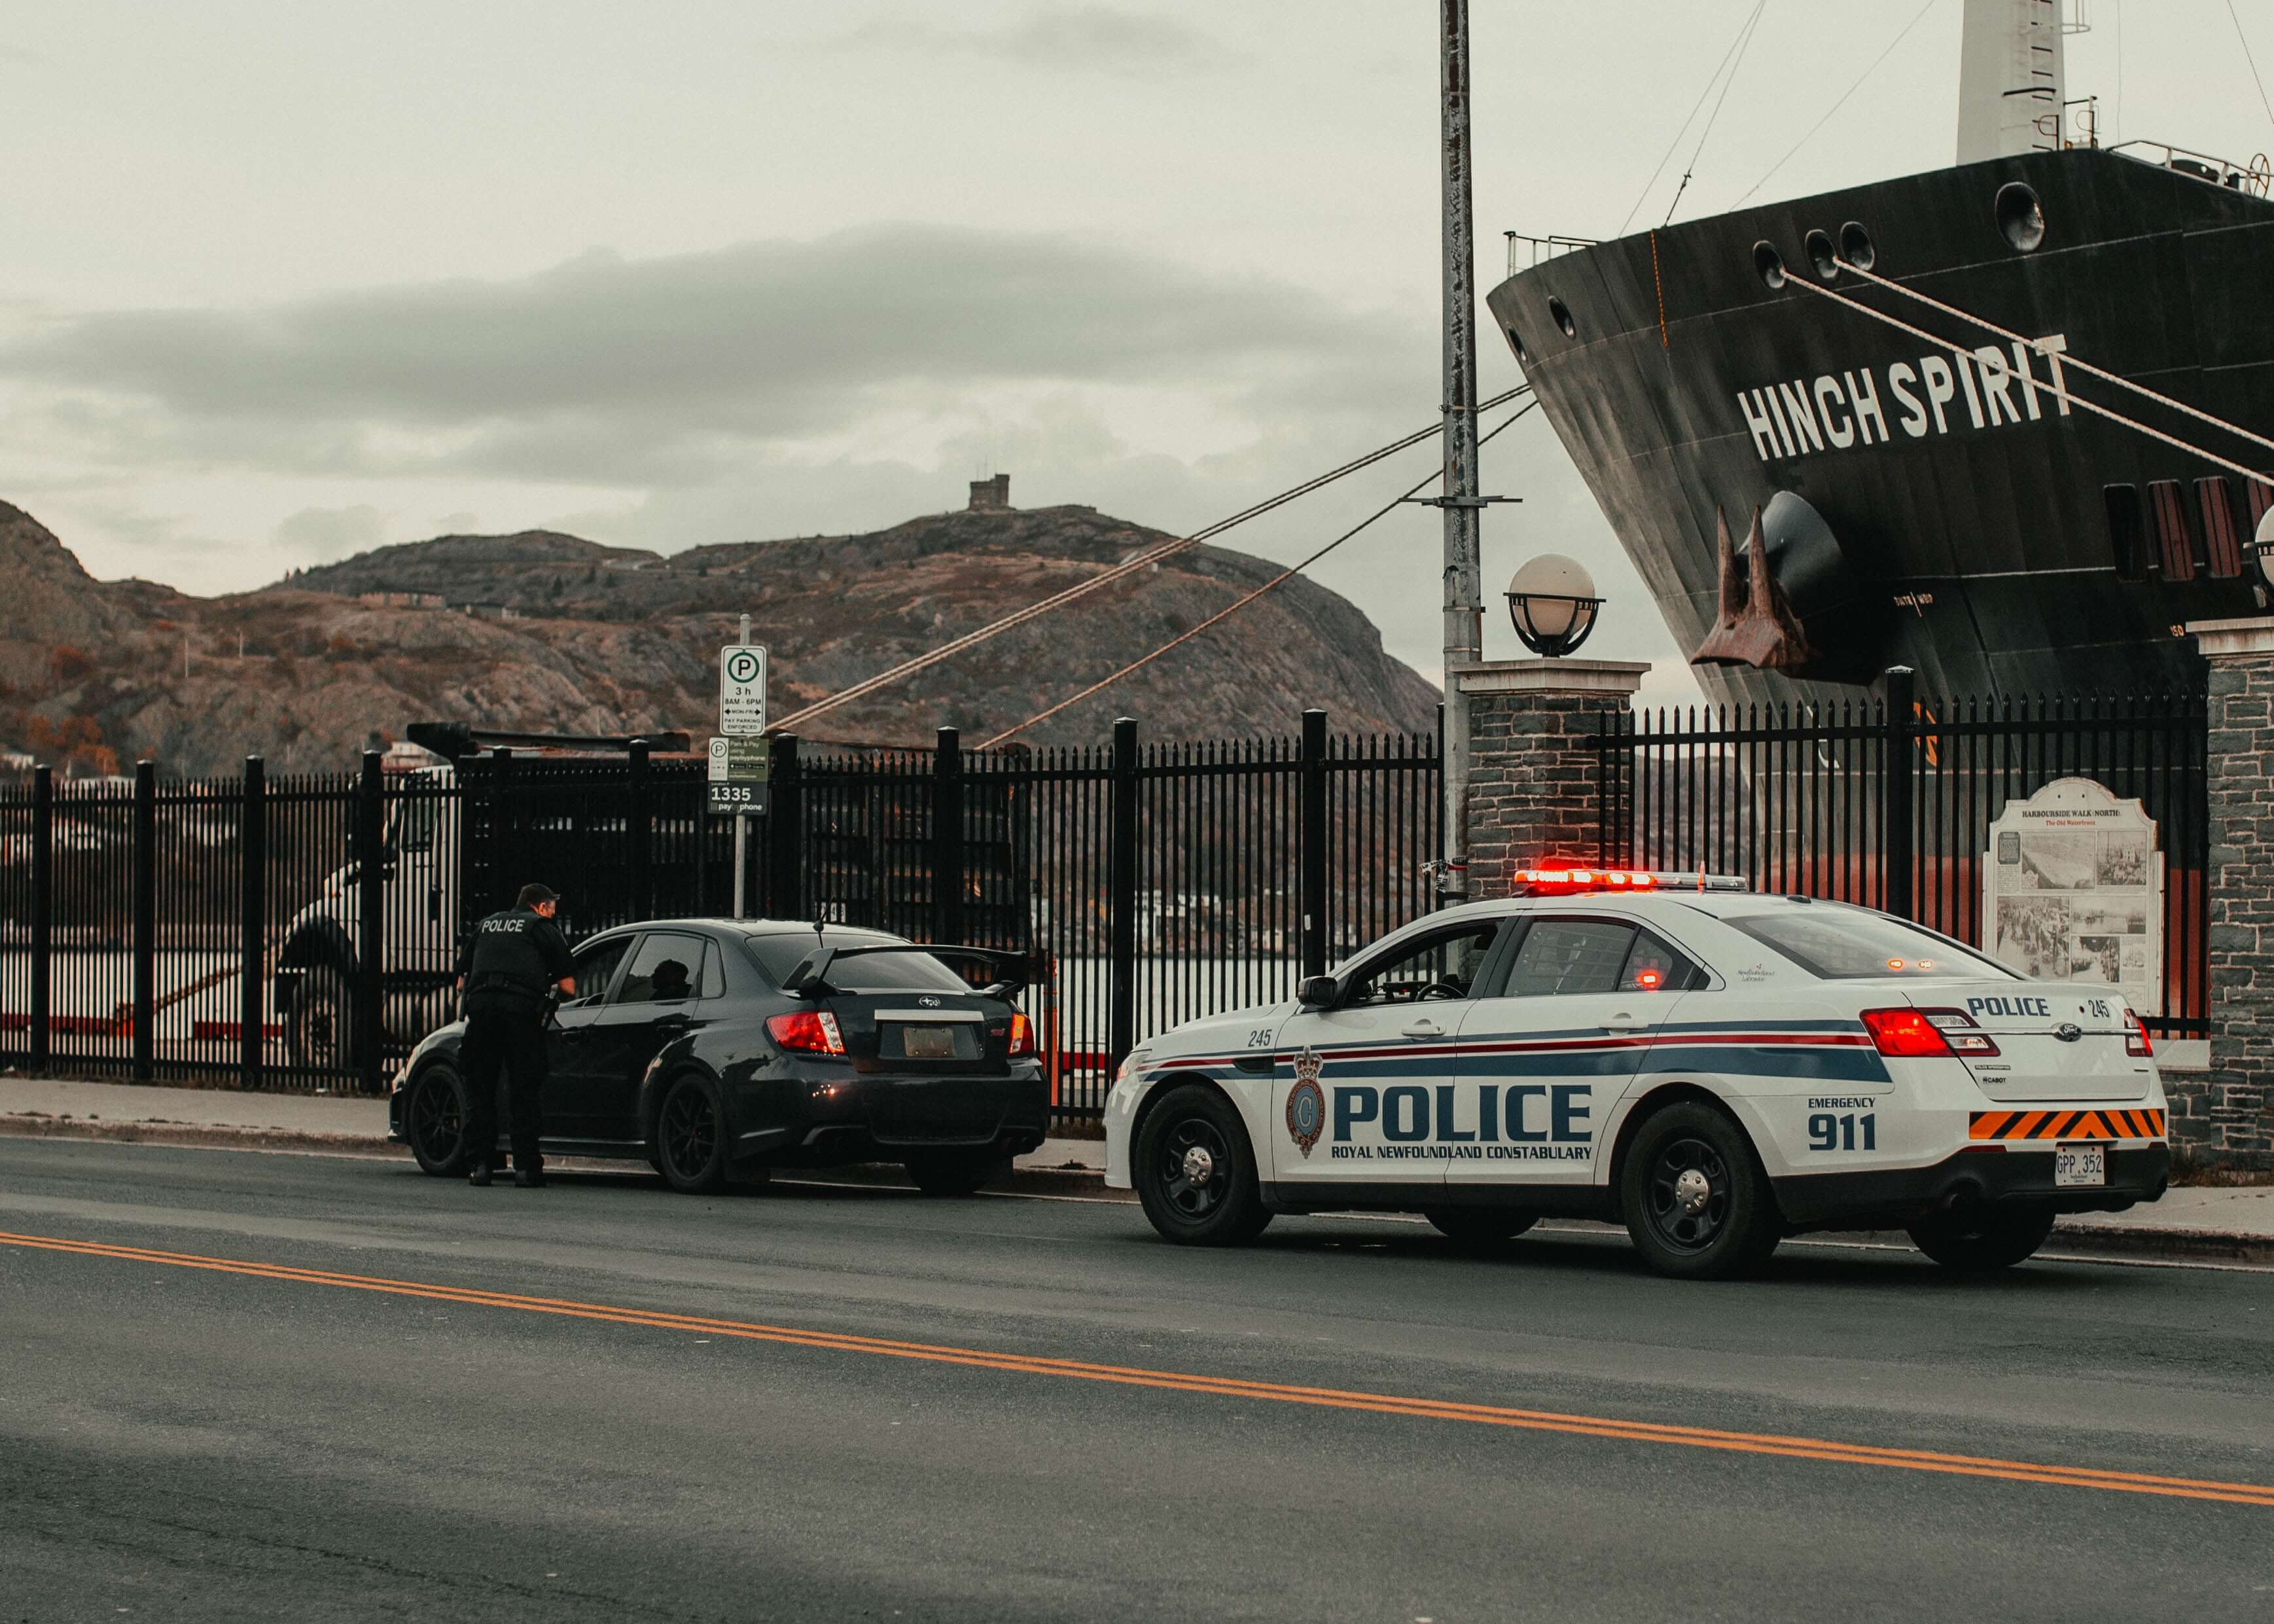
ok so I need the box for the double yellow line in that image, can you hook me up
[7,1227,2271,1509]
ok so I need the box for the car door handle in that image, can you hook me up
[1400,1019,1446,1039]
[1600,1014,1649,1033]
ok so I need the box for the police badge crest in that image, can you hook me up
[1285,1047,1325,1158]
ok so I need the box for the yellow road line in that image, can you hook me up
[6,1227,2271,1508]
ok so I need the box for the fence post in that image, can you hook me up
[1883,665,1916,919]
[628,737,652,921]
[933,727,965,946]
[766,733,802,919]
[1108,717,1139,1066]
[31,764,50,1076]
[355,750,384,1095]
[240,756,266,1090]
[132,760,156,1082]
[1300,709,1329,978]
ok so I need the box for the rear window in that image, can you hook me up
[1723,909,2014,981]
[741,930,970,992]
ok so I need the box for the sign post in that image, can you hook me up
[717,615,768,919]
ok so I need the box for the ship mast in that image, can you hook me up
[1957,0,2069,162]
[1438,0,1483,902]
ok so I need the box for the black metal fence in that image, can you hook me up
[0,713,1444,1121]
[1590,672,2209,1039]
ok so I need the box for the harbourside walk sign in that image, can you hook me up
[1981,777,2162,1014]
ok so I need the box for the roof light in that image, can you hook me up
[1510,866,1749,897]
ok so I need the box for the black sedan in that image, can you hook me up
[388,919,1050,1195]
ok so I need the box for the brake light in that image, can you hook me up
[2125,1010,2153,1059]
[1007,1012,1037,1057]
[1860,1008,1956,1058]
[1920,1008,1999,1055]
[766,1010,845,1055]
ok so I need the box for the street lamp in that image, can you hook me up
[1505,554,1603,658]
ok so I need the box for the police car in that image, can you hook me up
[1103,868,2170,1279]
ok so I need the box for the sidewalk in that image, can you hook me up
[0,1074,1109,1192]
[5,1074,2267,1261]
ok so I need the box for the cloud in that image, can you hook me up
[274,503,387,565]
[0,224,1422,488]
[823,6,1220,77]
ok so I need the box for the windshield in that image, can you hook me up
[1722,908,2016,981]
[742,930,971,992]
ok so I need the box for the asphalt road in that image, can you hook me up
[5,1139,2273,1623]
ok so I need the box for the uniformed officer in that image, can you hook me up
[455,882,576,1188]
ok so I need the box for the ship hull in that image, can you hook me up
[1487,147,2274,701]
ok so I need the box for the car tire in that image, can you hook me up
[1906,1207,2057,1273]
[903,1152,1006,1198]
[285,964,355,1072]
[404,1062,474,1177]
[654,1073,729,1194]
[1423,1207,1540,1246]
[1133,1084,1273,1247]
[1620,1101,1782,1280]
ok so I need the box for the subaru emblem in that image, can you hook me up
[2055,1022,2082,1042]
[919,995,941,1008]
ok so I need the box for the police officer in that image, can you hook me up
[456,882,576,1188]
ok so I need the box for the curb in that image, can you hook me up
[2044,1222,2274,1268]
[0,1114,1116,1196]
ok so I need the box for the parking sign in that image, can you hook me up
[719,644,768,737]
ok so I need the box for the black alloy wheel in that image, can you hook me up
[655,1074,728,1193]
[1906,1206,2057,1273]
[286,966,355,1071]
[405,1063,472,1177]
[1620,1102,1781,1280]
[1133,1085,1271,1247]
[903,1152,1006,1198]
[1424,1207,1540,1246]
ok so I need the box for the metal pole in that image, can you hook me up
[132,760,156,1082]
[355,750,384,1094]
[241,756,265,1089]
[1107,717,1139,1067]
[31,764,50,1076]
[732,611,753,920]
[1438,0,1483,902]
[1883,665,1917,920]
[1300,709,1329,978]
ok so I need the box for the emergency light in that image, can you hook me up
[1508,866,1750,897]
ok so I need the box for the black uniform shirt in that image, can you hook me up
[459,908,575,1007]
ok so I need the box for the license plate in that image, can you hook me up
[2054,1143,2106,1188]
[900,1025,955,1059]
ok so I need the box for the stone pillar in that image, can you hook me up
[1459,658,1650,900]
[2182,617,2274,1171]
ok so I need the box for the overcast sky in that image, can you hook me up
[5,1,2271,708]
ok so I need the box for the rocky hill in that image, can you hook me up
[0,497,1440,778]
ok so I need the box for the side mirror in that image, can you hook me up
[1297,975,1338,1010]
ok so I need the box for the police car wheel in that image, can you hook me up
[1620,1103,1781,1280]
[655,1074,728,1193]
[404,1063,473,1177]
[1133,1085,1271,1246]
[1423,1207,1539,1246]
[1906,1206,2056,1272]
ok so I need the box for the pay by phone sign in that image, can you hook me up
[719,644,768,737]
[707,735,769,816]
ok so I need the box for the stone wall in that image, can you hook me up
[1459,660,1647,900]
[2184,621,2274,1170]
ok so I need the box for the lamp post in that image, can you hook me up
[1506,554,1604,658]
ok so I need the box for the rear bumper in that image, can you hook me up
[1773,1143,2171,1232]
[730,1064,1051,1167]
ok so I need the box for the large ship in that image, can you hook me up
[1487,0,2274,701]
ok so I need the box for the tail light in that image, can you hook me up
[1860,1008,1957,1058]
[2125,1010,2154,1059]
[766,1010,845,1055]
[1006,1012,1037,1057]
[1920,1008,1999,1055]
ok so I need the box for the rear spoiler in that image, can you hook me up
[781,943,1031,1000]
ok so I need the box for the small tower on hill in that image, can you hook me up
[967,473,1011,512]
